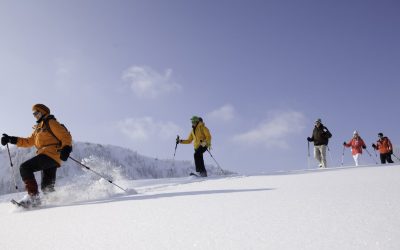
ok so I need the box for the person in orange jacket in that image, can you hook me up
[177,116,211,177]
[1,104,72,207]
[343,130,366,166]
[372,132,394,164]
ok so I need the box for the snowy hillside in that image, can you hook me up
[0,142,231,195]
[0,164,399,250]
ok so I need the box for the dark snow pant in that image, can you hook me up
[380,153,394,164]
[194,146,208,174]
[20,154,59,195]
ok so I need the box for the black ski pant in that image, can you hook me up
[20,154,60,193]
[380,153,394,164]
[194,146,208,173]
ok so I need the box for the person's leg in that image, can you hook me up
[320,145,327,168]
[353,154,359,166]
[41,167,58,193]
[386,153,394,163]
[20,154,59,195]
[314,146,322,167]
[380,154,386,164]
[194,146,207,175]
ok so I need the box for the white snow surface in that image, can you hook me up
[0,164,400,250]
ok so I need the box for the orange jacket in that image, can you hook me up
[180,122,211,149]
[16,115,72,165]
[344,137,366,155]
[375,137,392,154]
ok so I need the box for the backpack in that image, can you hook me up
[43,115,72,146]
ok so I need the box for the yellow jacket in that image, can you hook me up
[180,122,212,149]
[17,115,72,165]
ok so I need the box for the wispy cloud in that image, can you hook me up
[54,57,76,88]
[206,104,235,122]
[122,66,182,98]
[117,117,181,141]
[233,111,306,148]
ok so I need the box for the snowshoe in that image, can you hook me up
[12,194,41,208]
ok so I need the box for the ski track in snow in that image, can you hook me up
[0,165,399,250]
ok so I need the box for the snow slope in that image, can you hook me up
[0,142,231,195]
[0,164,399,250]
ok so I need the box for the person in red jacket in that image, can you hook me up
[372,132,394,164]
[343,130,366,166]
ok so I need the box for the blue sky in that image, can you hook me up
[0,0,399,174]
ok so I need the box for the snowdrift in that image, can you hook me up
[0,164,399,250]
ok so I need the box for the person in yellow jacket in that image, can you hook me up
[1,104,72,207]
[178,116,211,177]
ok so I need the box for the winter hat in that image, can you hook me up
[378,132,383,137]
[315,118,322,124]
[32,104,50,116]
[191,116,200,123]
[353,130,358,135]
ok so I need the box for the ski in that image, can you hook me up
[10,199,28,208]
[11,199,41,209]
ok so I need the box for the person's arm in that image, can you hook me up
[180,132,193,144]
[203,127,211,146]
[324,127,332,138]
[16,132,35,148]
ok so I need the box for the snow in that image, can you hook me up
[0,164,399,250]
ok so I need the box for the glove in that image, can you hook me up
[389,150,393,155]
[176,137,180,144]
[1,134,18,146]
[343,142,346,146]
[372,143,376,149]
[307,137,312,142]
[60,145,72,161]
[362,145,366,149]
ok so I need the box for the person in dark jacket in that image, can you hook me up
[307,118,332,168]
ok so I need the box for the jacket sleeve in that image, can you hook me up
[361,139,366,147]
[16,132,35,148]
[48,119,72,147]
[344,140,351,148]
[180,131,193,144]
[387,139,393,151]
[204,126,211,145]
[324,127,332,138]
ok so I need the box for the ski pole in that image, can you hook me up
[6,144,18,190]
[307,141,310,169]
[206,149,225,175]
[341,145,345,166]
[173,135,179,158]
[392,153,400,161]
[327,146,333,167]
[172,135,179,167]
[69,156,128,193]
[364,148,378,164]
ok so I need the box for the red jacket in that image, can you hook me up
[376,137,392,154]
[344,137,366,155]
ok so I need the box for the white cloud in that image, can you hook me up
[233,111,306,148]
[54,57,75,88]
[122,66,182,98]
[207,104,235,122]
[117,117,181,141]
